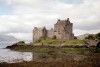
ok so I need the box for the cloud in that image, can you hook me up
[0,0,100,41]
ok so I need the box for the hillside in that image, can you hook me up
[77,34,89,40]
[0,34,18,42]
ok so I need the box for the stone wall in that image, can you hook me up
[47,29,54,38]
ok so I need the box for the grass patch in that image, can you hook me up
[32,47,50,53]
[60,48,90,51]
[60,48,90,55]
[41,39,62,44]
[32,39,86,45]
[64,40,86,45]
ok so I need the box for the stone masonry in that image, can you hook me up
[33,18,74,42]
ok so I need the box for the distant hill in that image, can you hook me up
[77,34,90,40]
[0,34,19,42]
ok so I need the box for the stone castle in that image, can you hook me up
[33,18,74,42]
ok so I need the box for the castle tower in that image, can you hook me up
[54,18,74,40]
[33,26,47,42]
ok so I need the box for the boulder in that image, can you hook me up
[96,42,100,48]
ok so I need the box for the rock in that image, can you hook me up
[96,42,100,48]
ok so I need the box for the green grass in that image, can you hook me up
[12,46,52,53]
[16,39,86,46]
[32,39,86,45]
[60,48,90,55]
[64,40,86,45]
[60,48,89,52]
[41,39,61,44]
[32,47,50,53]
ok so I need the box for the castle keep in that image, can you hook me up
[33,18,74,42]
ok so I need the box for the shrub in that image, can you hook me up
[95,32,100,40]
[17,41,25,45]
[85,34,95,40]
[18,41,25,43]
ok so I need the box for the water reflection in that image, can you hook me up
[0,42,33,63]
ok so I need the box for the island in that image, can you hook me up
[2,18,100,67]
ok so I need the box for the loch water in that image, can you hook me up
[0,42,33,63]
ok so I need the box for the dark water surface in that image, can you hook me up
[0,42,33,63]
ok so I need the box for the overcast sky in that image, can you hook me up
[0,0,100,41]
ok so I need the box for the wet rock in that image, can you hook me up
[96,42,100,48]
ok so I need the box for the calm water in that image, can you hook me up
[0,42,33,63]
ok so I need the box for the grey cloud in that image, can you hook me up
[73,21,100,30]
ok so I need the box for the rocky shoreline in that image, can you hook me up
[0,53,100,67]
[3,42,100,67]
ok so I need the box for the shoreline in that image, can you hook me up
[0,52,100,67]
[6,44,92,52]
[3,43,100,67]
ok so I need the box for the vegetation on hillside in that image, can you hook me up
[77,34,89,40]
[13,41,25,45]
[95,32,100,40]
[85,34,95,40]
[32,37,86,45]
[77,32,100,40]
[85,32,100,40]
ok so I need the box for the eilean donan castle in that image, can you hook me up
[33,18,74,42]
